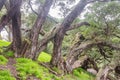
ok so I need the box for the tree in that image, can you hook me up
[0,0,120,79]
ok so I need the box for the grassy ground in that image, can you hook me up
[0,40,95,80]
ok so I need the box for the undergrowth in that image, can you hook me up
[16,58,61,80]
[0,55,8,65]
[0,40,10,47]
[38,52,51,62]
[0,40,14,57]
[73,68,95,80]
[0,40,95,80]
[0,70,16,80]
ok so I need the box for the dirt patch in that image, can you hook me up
[7,58,18,78]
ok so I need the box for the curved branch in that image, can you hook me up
[66,40,120,70]
[37,21,90,52]
[67,22,90,31]
[28,0,58,23]
[30,0,53,59]
[101,42,120,50]
[28,0,39,15]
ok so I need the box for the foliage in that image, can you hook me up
[80,1,120,66]
[16,58,61,80]
[73,68,95,80]
[0,55,8,65]
[15,56,95,80]
[38,52,51,62]
[84,1,120,40]
[0,70,16,80]
[0,40,14,57]
[0,40,10,47]
[3,51,14,57]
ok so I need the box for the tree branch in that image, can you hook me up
[30,0,53,59]
[87,0,119,3]
[66,40,120,71]
[28,0,58,23]
[67,22,90,31]
[101,42,120,50]
[28,0,39,15]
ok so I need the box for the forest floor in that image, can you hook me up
[0,58,17,77]
[0,40,95,80]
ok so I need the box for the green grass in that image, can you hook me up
[3,51,14,57]
[0,40,10,47]
[38,52,51,62]
[0,70,16,80]
[16,58,61,80]
[73,68,95,80]
[0,40,14,57]
[0,55,8,65]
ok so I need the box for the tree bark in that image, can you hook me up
[96,66,112,80]
[10,0,22,55]
[0,0,21,32]
[29,0,53,59]
[0,0,6,11]
[50,0,88,67]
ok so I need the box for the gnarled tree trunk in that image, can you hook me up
[50,0,88,68]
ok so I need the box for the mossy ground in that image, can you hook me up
[0,40,95,80]
[0,70,16,80]
[0,55,8,65]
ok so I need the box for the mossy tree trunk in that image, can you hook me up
[50,0,88,68]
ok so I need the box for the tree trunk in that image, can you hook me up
[10,0,22,56]
[0,0,6,11]
[51,0,87,68]
[0,0,21,32]
[29,0,53,59]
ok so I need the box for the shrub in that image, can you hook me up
[38,52,51,62]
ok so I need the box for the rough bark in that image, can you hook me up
[0,0,6,11]
[96,66,112,80]
[0,0,21,32]
[29,0,53,59]
[10,0,22,55]
[33,22,89,60]
[65,41,98,72]
[65,40,120,72]
[50,0,88,67]
[71,55,89,69]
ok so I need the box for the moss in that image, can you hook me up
[38,52,51,62]
[16,58,61,80]
[73,68,95,80]
[0,70,15,80]
[3,51,14,57]
[0,40,10,47]
[0,55,8,65]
